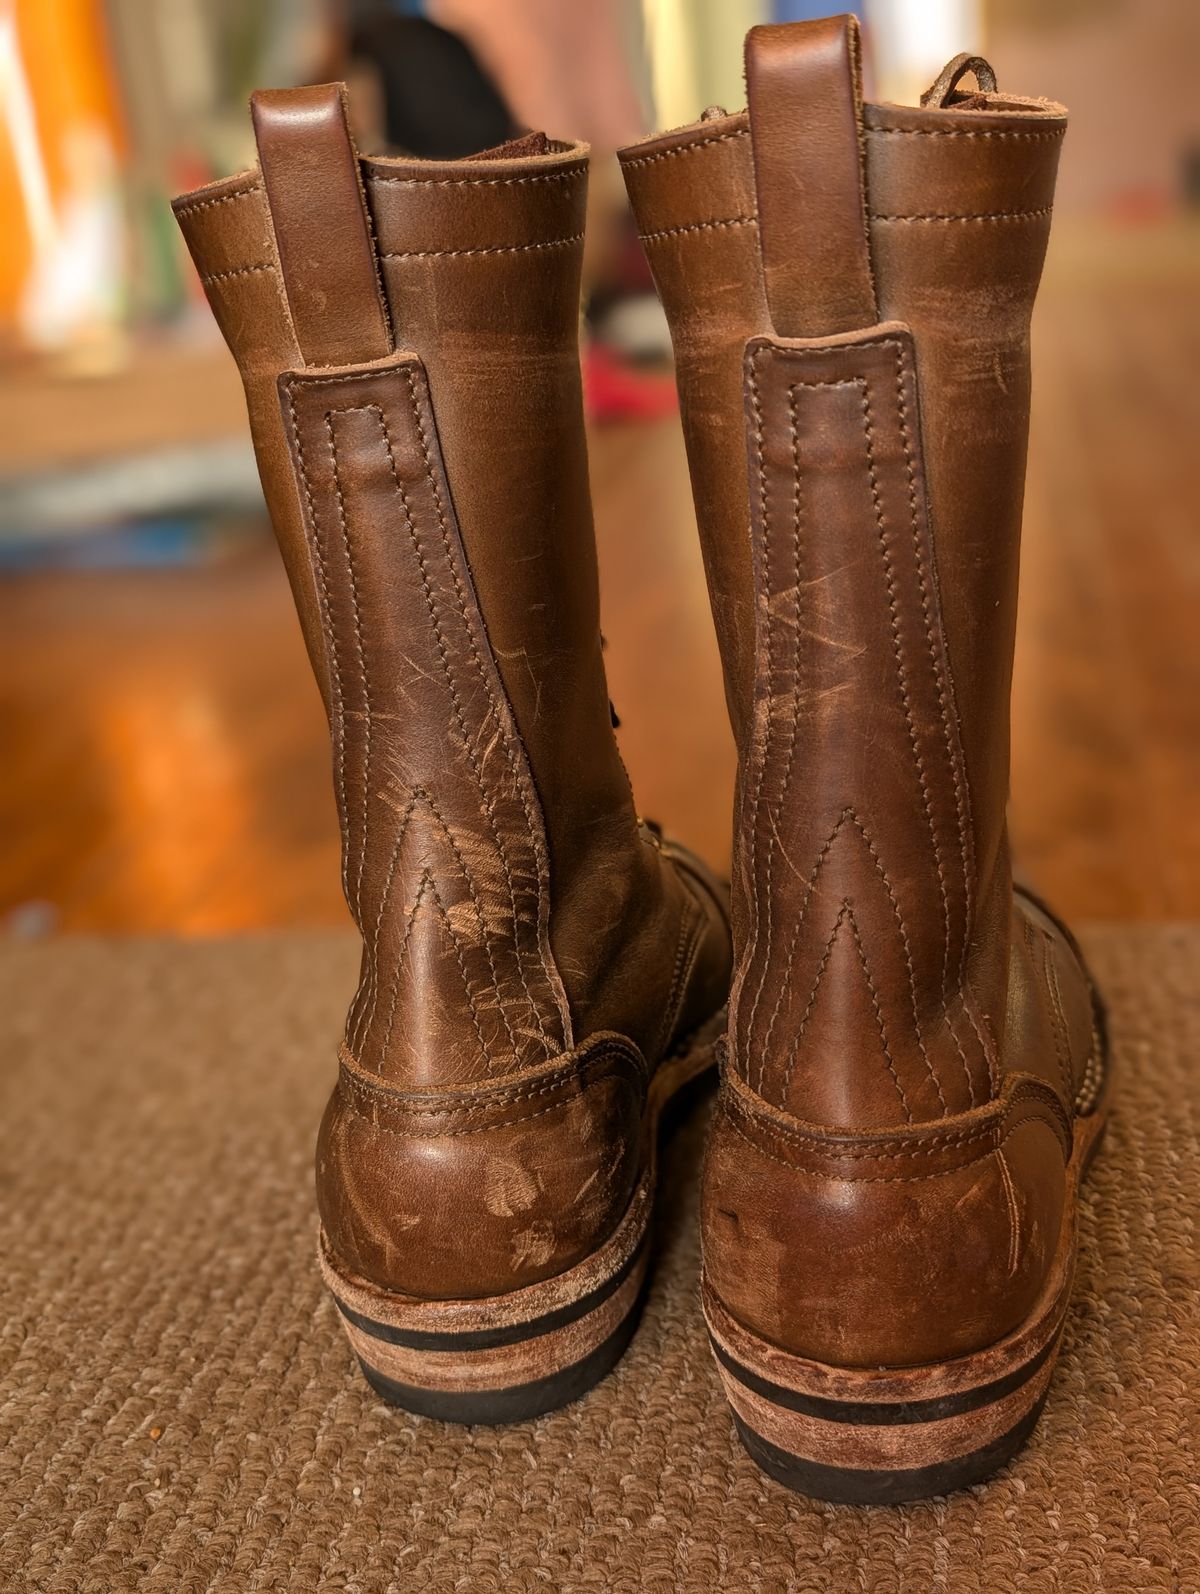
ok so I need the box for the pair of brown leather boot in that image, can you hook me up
[175,16,1110,1503]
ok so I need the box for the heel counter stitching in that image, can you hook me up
[718,1096,1067,1184]
[336,1033,647,1135]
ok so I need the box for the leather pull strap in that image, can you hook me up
[251,83,392,366]
[921,52,998,108]
[745,16,877,338]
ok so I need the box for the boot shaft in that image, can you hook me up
[174,88,669,1084]
[172,84,735,1374]
[622,23,1066,1127]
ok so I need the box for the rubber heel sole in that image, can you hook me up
[704,1273,1069,1504]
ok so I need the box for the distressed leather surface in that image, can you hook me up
[622,19,1101,1366]
[174,95,730,1301]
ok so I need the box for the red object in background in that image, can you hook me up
[582,340,679,424]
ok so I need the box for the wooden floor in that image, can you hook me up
[1,222,1196,932]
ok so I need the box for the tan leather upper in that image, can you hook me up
[174,86,730,1302]
[621,18,1102,1367]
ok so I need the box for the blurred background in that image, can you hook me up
[0,0,1196,937]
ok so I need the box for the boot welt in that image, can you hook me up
[319,1009,724,1424]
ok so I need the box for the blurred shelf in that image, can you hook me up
[0,332,247,477]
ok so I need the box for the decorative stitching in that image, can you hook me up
[621,127,748,170]
[865,126,1063,141]
[378,870,435,1063]
[742,350,770,1095]
[342,1084,636,1140]
[947,1010,979,1111]
[870,207,1053,223]
[174,183,260,219]
[858,375,953,1114]
[398,367,559,1046]
[743,370,854,1089]
[891,347,975,976]
[287,369,560,1064]
[727,1111,984,1161]
[284,386,351,906]
[381,234,582,260]
[889,341,991,1096]
[743,377,874,1096]
[739,341,995,1118]
[198,261,275,284]
[377,397,552,1055]
[639,215,755,243]
[777,906,848,1106]
[367,167,584,190]
[720,1102,1064,1183]
[374,866,496,1070]
[722,1105,1053,1162]
[408,788,522,1061]
[757,813,849,1082]
[849,808,946,1117]
[427,885,492,1061]
[339,1041,644,1117]
[742,377,810,1090]
[339,1001,711,1122]
[844,904,913,1121]
[352,782,527,1063]
[324,412,372,925]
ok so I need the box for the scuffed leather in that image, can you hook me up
[622,30,1100,1368]
[734,326,990,1128]
[702,1067,1070,1366]
[318,1034,647,1299]
[280,353,570,1084]
[174,104,731,1304]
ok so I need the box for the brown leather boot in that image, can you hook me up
[174,85,731,1422]
[621,18,1111,1500]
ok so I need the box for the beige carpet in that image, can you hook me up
[0,928,1197,1593]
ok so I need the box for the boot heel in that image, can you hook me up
[320,1019,721,1424]
[703,1273,1069,1504]
[321,1166,656,1425]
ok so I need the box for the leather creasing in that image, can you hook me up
[280,354,572,1087]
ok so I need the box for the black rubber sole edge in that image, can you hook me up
[732,1389,1051,1505]
[357,1288,646,1425]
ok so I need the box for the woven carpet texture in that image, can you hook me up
[0,928,1197,1592]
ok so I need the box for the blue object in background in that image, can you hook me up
[772,1,863,20]
[0,515,258,573]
